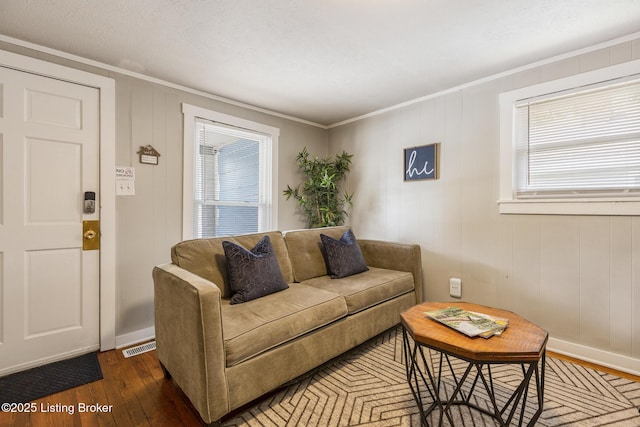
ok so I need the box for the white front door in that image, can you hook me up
[0,66,100,375]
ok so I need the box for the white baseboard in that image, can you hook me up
[548,337,640,377]
[112,326,640,377]
[115,326,156,349]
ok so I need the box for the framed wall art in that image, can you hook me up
[404,143,439,181]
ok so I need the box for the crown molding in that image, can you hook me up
[328,31,640,128]
[0,34,328,130]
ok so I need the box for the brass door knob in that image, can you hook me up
[82,220,100,250]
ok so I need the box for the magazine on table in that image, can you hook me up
[424,306,509,339]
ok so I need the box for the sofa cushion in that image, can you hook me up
[320,229,369,278]
[301,267,414,314]
[221,284,348,366]
[284,226,350,282]
[223,235,289,304]
[171,231,294,298]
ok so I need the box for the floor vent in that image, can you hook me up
[122,341,156,358]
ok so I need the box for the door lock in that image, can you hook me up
[84,191,96,214]
[82,220,100,251]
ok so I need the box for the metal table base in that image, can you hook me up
[402,328,545,427]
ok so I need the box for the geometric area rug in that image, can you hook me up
[222,326,640,426]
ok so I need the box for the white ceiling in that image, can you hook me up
[1,0,640,126]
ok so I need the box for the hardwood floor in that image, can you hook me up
[0,346,204,427]
[1,344,638,427]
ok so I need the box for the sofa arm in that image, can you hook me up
[153,264,228,423]
[358,239,423,302]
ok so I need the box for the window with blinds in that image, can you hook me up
[513,76,640,198]
[194,119,266,238]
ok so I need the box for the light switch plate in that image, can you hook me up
[116,180,135,196]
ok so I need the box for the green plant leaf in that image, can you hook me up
[283,147,354,228]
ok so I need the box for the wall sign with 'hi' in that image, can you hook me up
[404,143,439,181]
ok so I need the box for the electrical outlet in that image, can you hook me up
[449,278,462,298]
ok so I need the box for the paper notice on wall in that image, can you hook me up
[115,166,135,196]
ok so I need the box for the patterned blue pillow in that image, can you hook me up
[222,235,288,304]
[320,229,369,279]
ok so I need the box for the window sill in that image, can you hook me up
[498,199,640,215]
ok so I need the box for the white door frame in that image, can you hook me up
[0,49,116,351]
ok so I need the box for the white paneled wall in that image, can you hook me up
[329,39,640,374]
[112,78,327,338]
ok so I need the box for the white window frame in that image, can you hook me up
[499,59,640,215]
[182,103,279,239]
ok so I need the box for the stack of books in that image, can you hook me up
[425,307,509,339]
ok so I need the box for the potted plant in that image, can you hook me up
[284,147,353,228]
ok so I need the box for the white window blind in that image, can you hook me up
[194,119,265,237]
[514,77,640,198]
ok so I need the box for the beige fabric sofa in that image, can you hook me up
[153,226,422,425]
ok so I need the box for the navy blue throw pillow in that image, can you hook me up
[320,229,369,279]
[222,235,288,304]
